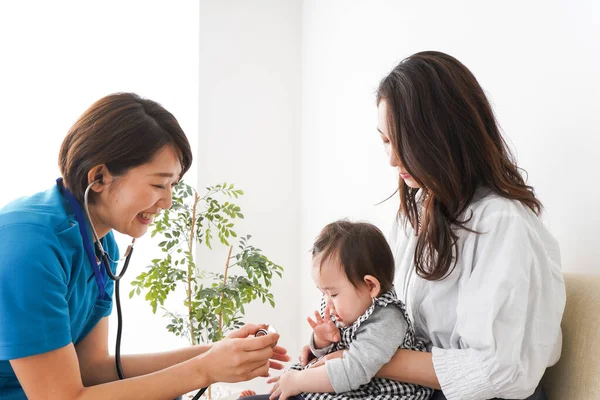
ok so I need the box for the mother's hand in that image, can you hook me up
[298,345,315,367]
[308,349,346,368]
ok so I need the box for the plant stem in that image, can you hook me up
[188,191,200,345]
[218,245,233,338]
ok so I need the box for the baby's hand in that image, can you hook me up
[307,304,340,346]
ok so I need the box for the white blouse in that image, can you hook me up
[390,189,565,400]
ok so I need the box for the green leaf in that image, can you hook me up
[132,180,284,346]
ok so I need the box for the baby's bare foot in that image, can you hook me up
[238,389,257,398]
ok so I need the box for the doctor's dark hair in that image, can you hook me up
[312,220,395,295]
[376,51,542,281]
[59,92,193,203]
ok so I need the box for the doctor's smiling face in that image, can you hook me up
[86,145,183,240]
[59,92,193,241]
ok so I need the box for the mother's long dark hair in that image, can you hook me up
[377,51,541,281]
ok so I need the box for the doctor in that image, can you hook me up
[0,92,288,400]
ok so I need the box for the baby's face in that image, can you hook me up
[311,255,373,327]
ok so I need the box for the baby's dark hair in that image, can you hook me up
[311,220,395,294]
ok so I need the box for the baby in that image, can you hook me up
[269,220,433,400]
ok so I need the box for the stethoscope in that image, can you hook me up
[57,177,134,381]
[83,179,136,283]
[57,177,206,399]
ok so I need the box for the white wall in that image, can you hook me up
[197,0,302,393]
[2,0,599,395]
[0,0,199,353]
[300,0,600,344]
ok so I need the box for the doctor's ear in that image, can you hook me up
[87,165,111,192]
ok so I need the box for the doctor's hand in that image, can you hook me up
[229,324,291,370]
[196,323,288,385]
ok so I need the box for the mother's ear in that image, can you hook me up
[363,275,381,298]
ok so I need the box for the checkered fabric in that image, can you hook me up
[291,288,433,400]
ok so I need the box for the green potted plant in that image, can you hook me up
[129,181,283,347]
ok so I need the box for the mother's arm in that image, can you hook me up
[312,347,441,390]
[376,349,440,390]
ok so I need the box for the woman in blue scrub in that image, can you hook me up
[0,93,289,400]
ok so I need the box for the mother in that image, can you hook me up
[369,51,565,400]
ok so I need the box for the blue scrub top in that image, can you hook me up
[0,185,118,399]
